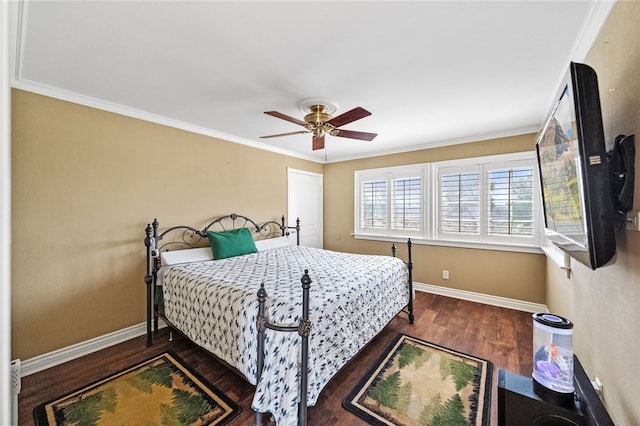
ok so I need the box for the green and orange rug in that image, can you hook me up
[34,352,240,426]
[344,334,492,426]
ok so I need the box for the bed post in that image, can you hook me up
[152,219,160,334]
[285,217,301,245]
[298,270,312,426]
[144,223,154,347]
[255,284,268,426]
[392,239,414,324]
[407,238,414,324]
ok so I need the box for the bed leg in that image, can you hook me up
[407,238,415,324]
[145,275,153,346]
[298,271,312,426]
[151,219,160,336]
[145,283,152,347]
[255,284,268,426]
[394,240,415,324]
[153,304,159,334]
[145,224,154,347]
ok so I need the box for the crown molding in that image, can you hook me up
[569,0,617,63]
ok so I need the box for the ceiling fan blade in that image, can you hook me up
[333,129,377,141]
[312,135,325,150]
[326,106,371,128]
[260,130,309,139]
[264,111,308,127]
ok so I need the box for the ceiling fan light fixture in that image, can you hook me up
[304,105,333,126]
[262,99,376,151]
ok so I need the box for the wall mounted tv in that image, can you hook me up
[536,62,616,270]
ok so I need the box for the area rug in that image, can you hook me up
[34,352,240,426]
[344,334,492,426]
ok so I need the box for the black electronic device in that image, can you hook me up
[536,62,616,270]
[498,356,614,426]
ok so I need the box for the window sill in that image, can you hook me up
[541,245,572,277]
[352,233,544,254]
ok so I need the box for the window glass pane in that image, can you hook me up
[488,167,534,236]
[361,180,387,229]
[391,177,422,230]
[441,172,479,234]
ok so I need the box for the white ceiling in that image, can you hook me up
[10,1,615,163]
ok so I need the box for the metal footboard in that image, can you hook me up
[255,271,312,426]
[393,238,414,324]
[254,238,414,425]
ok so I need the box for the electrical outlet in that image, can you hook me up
[11,359,21,426]
[442,270,449,280]
[626,211,640,232]
[591,376,603,397]
[10,359,20,394]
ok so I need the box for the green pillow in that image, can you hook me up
[207,228,258,260]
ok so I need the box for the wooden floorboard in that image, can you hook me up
[18,291,534,425]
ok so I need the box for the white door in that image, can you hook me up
[287,168,323,248]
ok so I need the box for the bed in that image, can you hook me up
[144,213,414,426]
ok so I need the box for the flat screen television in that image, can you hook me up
[536,62,616,270]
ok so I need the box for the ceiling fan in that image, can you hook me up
[260,100,377,150]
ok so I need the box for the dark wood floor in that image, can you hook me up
[18,291,533,425]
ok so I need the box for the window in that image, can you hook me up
[354,152,542,252]
[436,157,538,245]
[356,166,424,237]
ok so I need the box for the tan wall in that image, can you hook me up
[544,2,640,424]
[323,134,546,303]
[11,90,322,359]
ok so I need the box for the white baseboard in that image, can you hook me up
[414,282,548,314]
[21,321,166,377]
[21,285,544,377]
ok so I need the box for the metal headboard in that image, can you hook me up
[147,213,299,255]
[143,213,300,346]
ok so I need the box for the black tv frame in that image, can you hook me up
[536,62,616,270]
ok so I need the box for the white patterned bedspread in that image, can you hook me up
[160,245,409,426]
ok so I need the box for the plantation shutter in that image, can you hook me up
[487,167,535,236]
[440,171,480,234]
[360,180,387,229]
[391,177,422,231]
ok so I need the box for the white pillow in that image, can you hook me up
[160,247,214,266]
[255,236,294,252]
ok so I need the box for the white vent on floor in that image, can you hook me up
[11,359,21,426]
